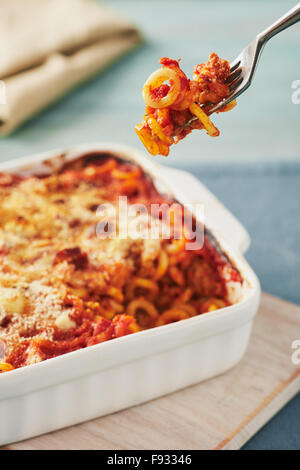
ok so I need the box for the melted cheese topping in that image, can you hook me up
[0,171,162,360]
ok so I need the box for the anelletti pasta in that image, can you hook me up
[0,154,241,373]
[135,53,237,156]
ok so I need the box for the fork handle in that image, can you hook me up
[258,3,300,43]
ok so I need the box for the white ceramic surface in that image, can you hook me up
[0,143,261,446]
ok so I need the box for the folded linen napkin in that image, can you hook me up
[0,0,142,135]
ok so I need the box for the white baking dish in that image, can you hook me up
[0,142,260,446]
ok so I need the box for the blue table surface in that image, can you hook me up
[187,161,300,450]
[0,0,299,450]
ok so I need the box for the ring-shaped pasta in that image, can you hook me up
[113,314,140,336]
[178,287,193,303]
[169,266,186,286]
[171,302,197,316]
[119,179,142,196]
[201,298,228,313]
[135,125,160,156]
[155,250,169,280]
[166,238,186,254]
[0,362,14,372]
[100,298,124,320]
[147,118,174,146]
[168,252,187,267]
[126,298,159,325]
[106,286,124,303]
[83,159,117,178]
[112,167,141,180]
[156,308,190,327]
[142,67,182,109]
[217,99,237,113]
[189,103,219,137]
[126,278,159,300]
[109,299,124,314]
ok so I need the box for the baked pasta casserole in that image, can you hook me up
[135,53,237,156]
[0,153,241,373]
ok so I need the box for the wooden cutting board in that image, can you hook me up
[4,292,300,450]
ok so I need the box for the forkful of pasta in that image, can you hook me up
[135,3,300,157]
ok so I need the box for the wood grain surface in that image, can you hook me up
[5,292,300,450]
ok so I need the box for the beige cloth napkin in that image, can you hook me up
[0,0,142,135]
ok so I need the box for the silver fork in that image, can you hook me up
[192,3,300,119]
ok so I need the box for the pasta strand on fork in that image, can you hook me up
[135,54,237,156]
